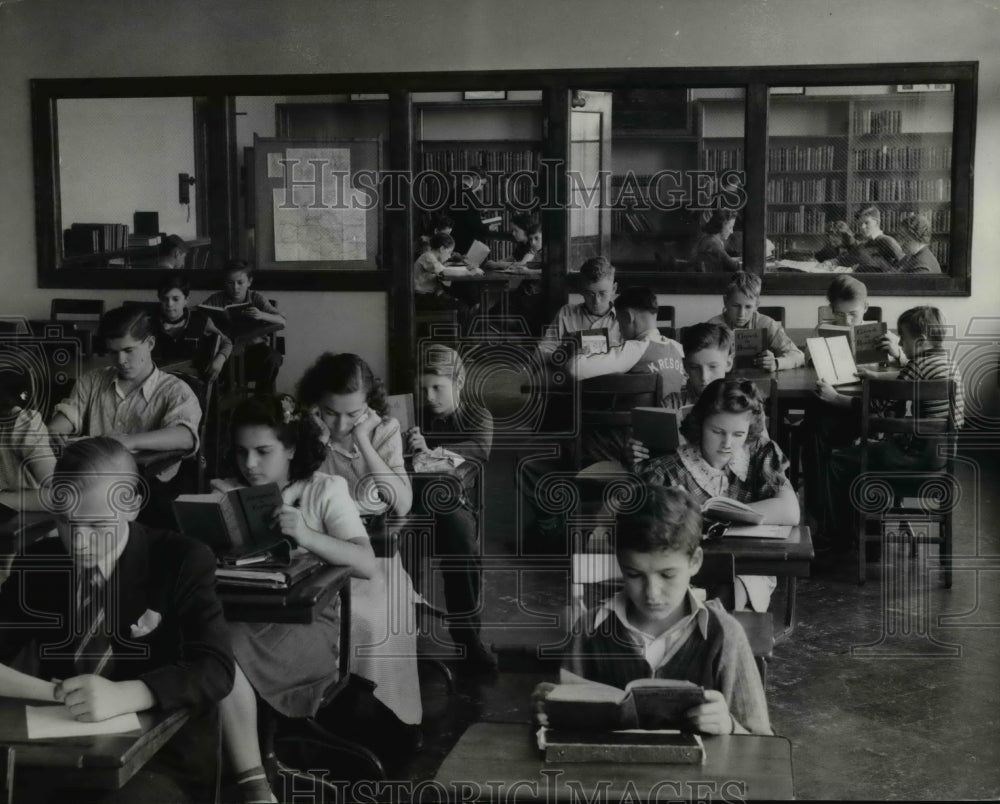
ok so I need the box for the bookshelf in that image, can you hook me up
[414,100,543,261]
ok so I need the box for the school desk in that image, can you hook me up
[217,563,352,625]
[223,320,285,389]
[0,697,189,792]
[433,722,795,802]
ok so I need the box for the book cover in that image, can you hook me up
[173,483,283,555]
[172,491,234,552]
[465,239,491,270]
[630,406,692,453]
[701,496,765,525]
[387,393,415,433]
[575,328,610,356]
[234,483,284,547]
[852,321,888,365]
[733,328,767,369]
[543,729,705,765]
[721,524,793,540]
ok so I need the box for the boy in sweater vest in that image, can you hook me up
[533,484,771,735]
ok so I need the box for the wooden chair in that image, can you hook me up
[656,305,676,340]
[573,373,663,470]
[856,379,957,587]
[757,306,786,327]
[267,298,286,356]
[864,306,883,323]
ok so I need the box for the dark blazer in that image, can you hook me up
[0,524,235,792]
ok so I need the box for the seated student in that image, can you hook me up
[201,260,285,395]
[817,274,871,326]
[414,232,485,297]
[151,273,232,383]
[416,212,456,257]
[539,256,622,356]
[48,306,202,501]
[895,212,942,274]
[815,306,964,551]
[707,271,805,371]
[847,206,904,272]
[156,234,188,270]
[296,352,422,725]
[0,367,56,511]
[214,397,422,803]
[509,213,543,265]
[406,345,497,672]
[569,286,687,410]
[0,437,234,803]
[533,483,771,736]
[693,209,741,273]
[637,379,800,612]
[815,220,857,264]
[449,166,500,255]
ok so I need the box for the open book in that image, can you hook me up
[816,321,887,365]
[701,496,765,525]
[196,301,253,330]
[545,677,705,732]
[173,483,289,561]
[807,335,860,386]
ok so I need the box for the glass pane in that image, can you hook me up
[765,85,954,276]
[610,87,746,271]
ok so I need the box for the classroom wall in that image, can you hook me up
[1,0,997,401]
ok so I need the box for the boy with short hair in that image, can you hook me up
[414,232,484,296]
[895,213,942,274]
[0,437,235,802]
[707,271,804,371]
[540,256,622,355]
[202,260,285,394]
[851,206,904,273]
[818,275,870,326]
[534,483,771,736]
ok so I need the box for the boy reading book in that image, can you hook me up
[707,272,804,371]
[539,257,622,356]
[533,483,771,736]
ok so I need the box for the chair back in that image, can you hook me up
[860,379,956,464]
[50,298,104,323]
[864,306,883,323]
[656,305,676,340]
[757,306,786,327]
[268,299,286,355]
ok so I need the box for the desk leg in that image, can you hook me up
[774,577,797,643]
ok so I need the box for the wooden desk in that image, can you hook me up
[0,697,188,792]
[224,321,285,389]
[434,722,795,801]
[218,564,352,625]
[731,366,899,401]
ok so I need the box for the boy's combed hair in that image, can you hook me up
[98,306,152,344]
[158,272,191,298]
[577,256,615,284]
[296,352,388,416]
[702,209,738,234]
[223,259,253,279]
[898,212,932,244]
[159,234,188,257]
[681,322,734,357]
[724,271,762,300]
[613,286,657,314]
[227,395,327,482]
[52,436,140,493]
[858,205,881,224]
[613,483,703,557]
[826,275,868,306]
[681,377,765,444]
[898,305,947,347]
[420,344,466,386]
[429,232,455,251]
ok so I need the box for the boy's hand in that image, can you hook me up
[107,433,135,451]
[407,428,429,454]
[531,682,557,726]
[351,408,380,444]
[686,689,734,735]
[880,330,902,360]
[855,366,879,380]
[628,438,651,466]
[754,350,777,371]
[55,676,130,722]
[243,307,265,320]
[205,354,226,383]
[274,505,307,546]
[472,267,486,276]
[815,379,849,406]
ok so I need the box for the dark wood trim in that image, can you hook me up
[387,90,414,393]
[541,88,570,319]
[741,82,769,274]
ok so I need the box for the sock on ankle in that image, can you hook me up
[235,766,277,804]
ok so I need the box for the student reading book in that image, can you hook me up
[539,257,622,357]
[153,273,232,382]
[532,484,771,736]
[637,379,799,612]
[815,322,888,366]
[706,272,804,371]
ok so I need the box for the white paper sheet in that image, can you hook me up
[26,705,141,739]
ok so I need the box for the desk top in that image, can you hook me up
[731,366,899,399]
[218,564,352,624]
[434,722,795,801]
[0,697,188,790]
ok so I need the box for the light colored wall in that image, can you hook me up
[2,0,998,395]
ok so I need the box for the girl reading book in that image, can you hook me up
[636,379,800,611]
[213,396,415,804]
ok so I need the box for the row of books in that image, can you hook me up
[700,146,744,171]
[768,144,839,173]
[929,239,950,265]
[765,177,844,204]
[853,177,951,202]
[613,209,655,233]
[853,108,903,135]
[876,207,951,233]
[766,207,829,234]
[853,144,952,171]
[419,148,537,175]
[63,222,131,256]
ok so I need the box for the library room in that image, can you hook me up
[0,1,997,802]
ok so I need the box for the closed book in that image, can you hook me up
[543,729,705,764]
[631,405,693,453]
[216,551,324,589]
[575,328,609,356]
[733,328,767,369]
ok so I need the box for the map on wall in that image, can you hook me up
[267,147,367,262]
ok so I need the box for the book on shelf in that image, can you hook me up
[480,214,503,226]
[807,335,860,387]
[631,405,693,454]
[816,321,887,365]
[732,328,767,369]
[701,497,765,526]
[63,223,130,255]
[195,302,254,331]
[544,677,706,733]
[127,234,161,247]
[173,482,288,561]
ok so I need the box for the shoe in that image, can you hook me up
[455,637,499,674]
